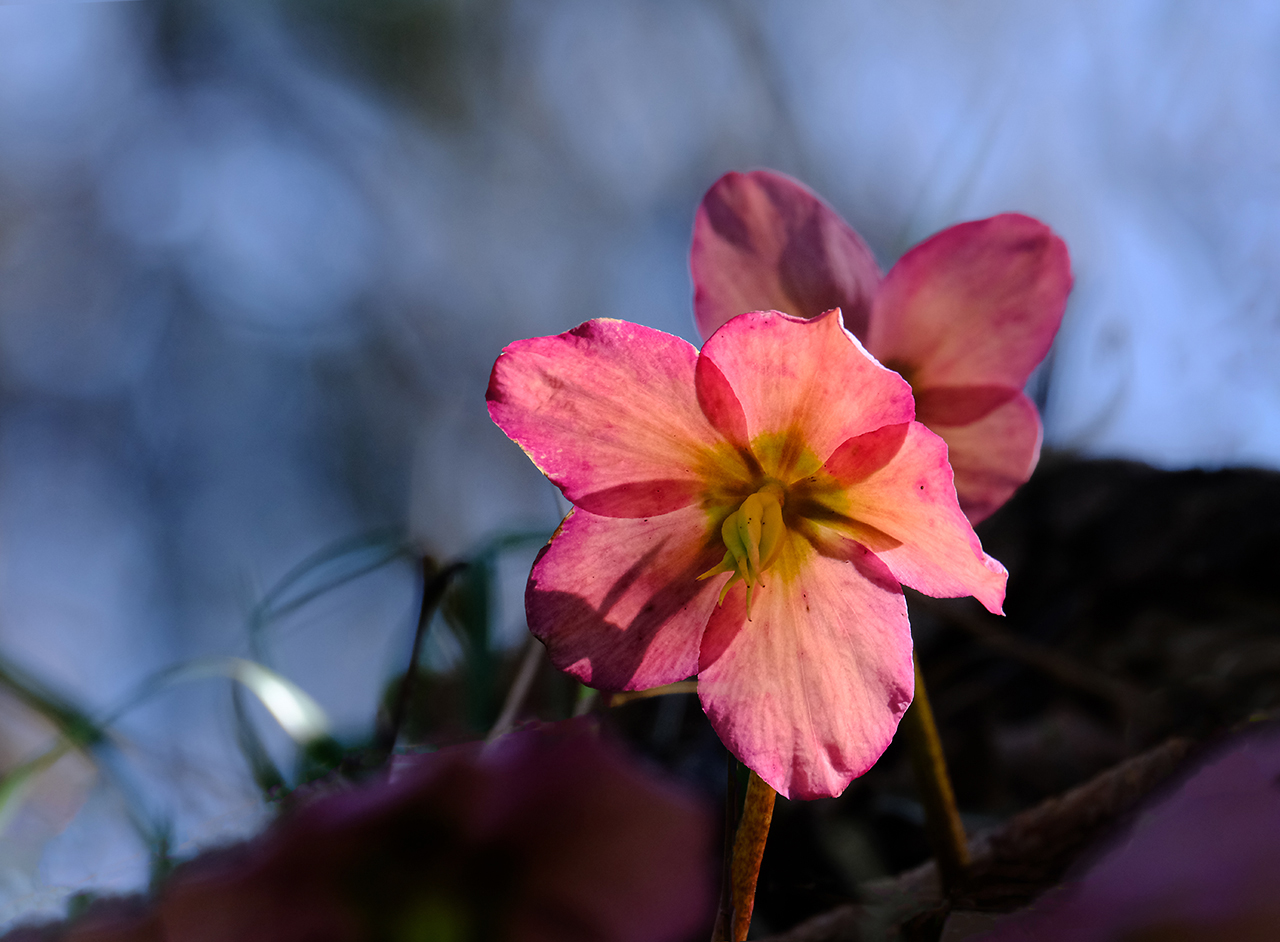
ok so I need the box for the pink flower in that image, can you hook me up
[691,170,1072,523]
[487,309,1006,798]
[156,722,713,942]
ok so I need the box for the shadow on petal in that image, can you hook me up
[573,479,700,517]
[527,521,725,692]
[914,384,1018,427]
[823,423,911,485]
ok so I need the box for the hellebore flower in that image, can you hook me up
[977,725,1280,942]
[21,723,712,942]
[691,170,1072,523]
[487,309,1006,799]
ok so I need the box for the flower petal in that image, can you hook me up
[691,170,881,340]
[694,352,750,449]
[698,309,914,465]
[487,319,721,517]
[936,391,1043,524]
[697,537,913,800]
[867,213,1071,390]
[847,422,1007,613]
[822,422,911,486]
[913,384,1018,427]
[526,506,724,691]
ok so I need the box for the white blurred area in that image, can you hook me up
[1,0,1279,925]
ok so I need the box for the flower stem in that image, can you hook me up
[901,651,970,893]
[730,770,776,941]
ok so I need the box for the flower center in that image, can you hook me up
[698,482,787,615]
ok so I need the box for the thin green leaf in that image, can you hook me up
[141,657,331,745]
[247,528,413,663]
[232,684,287,798]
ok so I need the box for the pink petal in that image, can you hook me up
[936,391,1043,524]
[913,384,1018,427]
[697,536,913,800]
[823,422,910,486]
[847,422,1007,613]
[568,480,703,518]
[690,170,881,340]
[694,353,750,449]
[867,213,1071,391]
[698,309,914,467]
[526,506,724,692]
[487,319,722,517]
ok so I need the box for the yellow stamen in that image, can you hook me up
[737,493,764,580]
[758,487,785,571]
[697,485,786,617]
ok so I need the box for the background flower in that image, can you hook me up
[691,170,1072,522]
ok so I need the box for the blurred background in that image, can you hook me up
[3,0,1280,931]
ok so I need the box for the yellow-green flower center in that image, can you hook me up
[693,428,889,617]
[697,482,787,614]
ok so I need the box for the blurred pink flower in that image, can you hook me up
[1,723,712,942]
[976,726,1280,942]
[691,170,1072,523]
[158,722,712,942]
[488,310,1005,798]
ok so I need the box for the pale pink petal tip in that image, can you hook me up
[696,540,914,800]
[849,422,1007,616]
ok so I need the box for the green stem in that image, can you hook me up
[901,651,970,893]
[729,770,776,941]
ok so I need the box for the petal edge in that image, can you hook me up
[691,171,881,340]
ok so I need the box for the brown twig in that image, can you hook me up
[756,735,1197,941]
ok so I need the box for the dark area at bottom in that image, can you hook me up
[607,454,1280,939]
